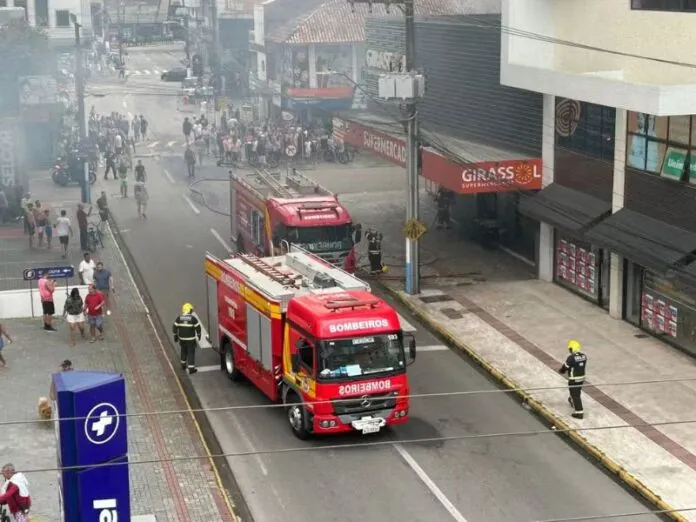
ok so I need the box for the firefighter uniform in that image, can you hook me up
[173,303,202,375]
[366,230,383,275]
[558,339,587,419]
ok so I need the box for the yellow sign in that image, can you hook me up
[217,97,228,111]
[403,219,427,241]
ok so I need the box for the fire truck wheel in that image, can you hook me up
[222,342,242,381]
[285,393,311,440]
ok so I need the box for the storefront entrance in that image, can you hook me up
[554,231,610,309]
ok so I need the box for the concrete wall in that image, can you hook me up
[0,285,90,319]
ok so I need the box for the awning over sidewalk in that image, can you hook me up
[518,183,611,233]
[586,209,696,273]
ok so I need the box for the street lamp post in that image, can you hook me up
[72,14,91,204]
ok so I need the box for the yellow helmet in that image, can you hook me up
[182,303,194,314]
[567,339,582,353]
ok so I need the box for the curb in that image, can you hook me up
[378,281,689,522]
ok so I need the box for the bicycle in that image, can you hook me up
[87,219,105,252]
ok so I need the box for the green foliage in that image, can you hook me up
[0,20,51,80]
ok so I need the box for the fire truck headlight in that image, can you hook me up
[320,420,330,428]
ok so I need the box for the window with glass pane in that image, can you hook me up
[632,0,696,10]
[669,116,691,147]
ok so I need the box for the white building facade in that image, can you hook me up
[504,0,696,357]
[0,0,92,43]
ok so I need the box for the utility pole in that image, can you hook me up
[72,15,91,204]
[348,0,424,294]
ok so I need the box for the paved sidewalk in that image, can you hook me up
[382,276,696,521]
[0,185,237,521]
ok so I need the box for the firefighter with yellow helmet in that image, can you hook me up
[173,303,202,374]
[558,339,587,419]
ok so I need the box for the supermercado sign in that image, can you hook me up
[338,379,393,396]
[422,150,543,195]
[339,121,406,167]
[328,318,390,334]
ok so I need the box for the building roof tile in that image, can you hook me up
[279,0,500,45]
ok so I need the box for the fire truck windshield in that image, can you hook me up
[287,224,353,254]
[317,333,406,380]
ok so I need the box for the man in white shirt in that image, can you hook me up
[114,133,123,155]
[78,252,96,285]
[55,210,72,259]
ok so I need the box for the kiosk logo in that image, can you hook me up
[85,402,121,445]
[93,498,118,521]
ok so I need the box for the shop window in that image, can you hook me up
[640,271,696,356]
[627,112,696,181]
[632,0,696,11]
[555,99,615,161]
[55,9,71,27]
[554,234,602,302]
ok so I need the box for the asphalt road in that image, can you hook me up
[89,46,660,522]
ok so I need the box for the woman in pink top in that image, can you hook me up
[38,274,56,332]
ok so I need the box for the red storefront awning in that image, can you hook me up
[334,117,543,194]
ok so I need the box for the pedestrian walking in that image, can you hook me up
[78,252,96,286]
[62,288,85,346]
[84,284,105,342]
[559,339,588,419]
[0,322,13,369]
[0,188,9,224]
[173,303,201,374]
[76,204,91,253]
[38,273,56,332]
[104,150,117,179]
[366,229,384,274]
[0,463,32,522]
[140,115,148,140]
[24,203,36,249]
[55,209,73,259]
[185,146,196,178]
[43,209,53,250]
[134,181,148,219]
[94,262,114,314]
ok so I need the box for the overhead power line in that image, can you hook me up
[15,417,696,475]
[4,374,696,427]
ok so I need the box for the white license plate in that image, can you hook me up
[361,424,381,434]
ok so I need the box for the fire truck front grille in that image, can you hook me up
[332,392,396,415]
[317,251,348,268]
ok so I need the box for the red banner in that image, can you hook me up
[286,87,354,99]
[339,120,406,167]
[422,151,543,194]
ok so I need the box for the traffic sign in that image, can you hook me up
[403,219,427,241]
[285,145,297,157]
[23,265,74,281]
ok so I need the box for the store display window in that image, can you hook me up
[641,271,696,355]
[554,234,600,301]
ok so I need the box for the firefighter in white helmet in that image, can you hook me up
[559,339,587,419]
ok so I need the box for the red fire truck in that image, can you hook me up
[204,246,416,439]
[229,168,361,272]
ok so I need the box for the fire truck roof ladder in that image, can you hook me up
[286,169,334,197]
[237,253,299,287]
[286,247,370,293]
[254,169,296,199]
[324,297,380,311]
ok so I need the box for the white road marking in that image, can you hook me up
[183,194,200,214]
[393,444,469,522]
[398,313,417,333]
[163,169,175,184]
[118,228,131,233]
[210,228,232,253]
[418,345,449,352]
[147,141,160,149]
[122,100,127,108]
[167,140,177,147]
[186,244,193,248]
[143,69,151,75]
[195,365,219,373]
[227,411,269,476]
[133,70,142,75]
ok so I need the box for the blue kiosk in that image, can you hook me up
[53,371,131,521]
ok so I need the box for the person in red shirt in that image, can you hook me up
[0,463,31,522]
[84,284,105,342]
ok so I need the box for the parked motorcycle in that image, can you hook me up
[51,156,97,187]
